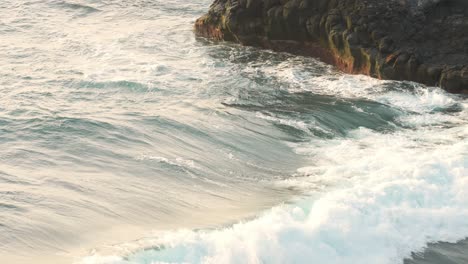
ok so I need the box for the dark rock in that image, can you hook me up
[195,0,468,94]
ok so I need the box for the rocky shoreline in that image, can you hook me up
[195,0,468,94]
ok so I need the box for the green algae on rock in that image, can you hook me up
[195,0,468,94]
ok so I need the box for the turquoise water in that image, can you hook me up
[1,1,467,264]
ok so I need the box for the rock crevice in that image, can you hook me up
[195,0,468,93]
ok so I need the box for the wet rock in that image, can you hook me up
[195,0,468,94]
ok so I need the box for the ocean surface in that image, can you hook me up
[1,1,467,263]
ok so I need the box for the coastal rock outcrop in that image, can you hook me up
[195,0,468,93]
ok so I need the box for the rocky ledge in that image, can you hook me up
[195,0,468,94]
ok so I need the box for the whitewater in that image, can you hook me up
[0,1,467,264]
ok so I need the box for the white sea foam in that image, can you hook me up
[255,112,311,134]
[81,129,468,263]
[136,155,198,169]
[80,81,468,264]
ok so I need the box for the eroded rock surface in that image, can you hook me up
[195,0,468,93]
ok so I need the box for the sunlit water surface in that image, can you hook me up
[0,1,467,264]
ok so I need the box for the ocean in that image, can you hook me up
[1,1,467,263]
